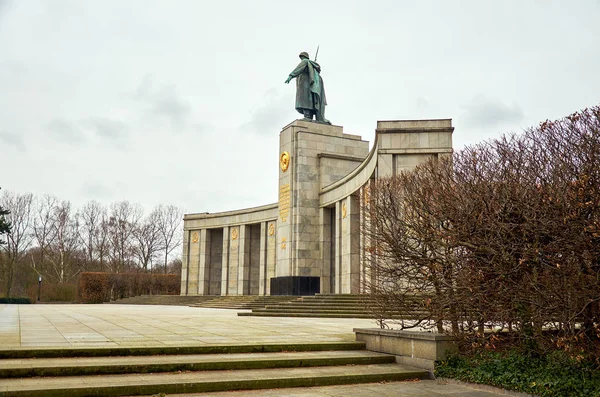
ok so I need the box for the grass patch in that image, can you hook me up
[435,349,600,397]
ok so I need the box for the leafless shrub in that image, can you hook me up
[364,106,600,357]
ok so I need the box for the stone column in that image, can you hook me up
[319,207,332,294]
[259,222,267,295]
[237,225,250,295]
[266,221,277,295]
[180,230,190,295]
[228,226,240,295]
[359,183,373,294]
[197,229,210,295]
[334,201,342,294]
[340,194,360,293]
[187,230,200,295]
[220,226,230,296]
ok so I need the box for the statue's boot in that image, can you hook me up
[303,110,314,121]
[316,111,331,125]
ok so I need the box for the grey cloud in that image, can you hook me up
[0,129,26,152]
[85,118,129,146]
[151,93,191,129]
[240,88,291,135]
[415,96,429,109]
[81,182,112,198]
[47,119,85,144]
[461,95,525,129]
[134,75,192,131]
[192,122,212,134]
[0,0,13,18]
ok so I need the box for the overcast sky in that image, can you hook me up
[1,0,599,216]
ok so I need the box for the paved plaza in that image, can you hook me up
[0,304,375,348]
[0,304,508,396]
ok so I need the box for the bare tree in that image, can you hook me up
[132,209,162,272]
[155,204,183,274]
[107,201,143,273]
[94,210,110,271]
[78,200,105,266]
[32,194,58,273]
[44,200,82,283]
[0,191,33,296]
[363,160,457,332]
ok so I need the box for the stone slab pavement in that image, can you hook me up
[134,380,514,396]
[0,303,377,348]
[0,304,509,396]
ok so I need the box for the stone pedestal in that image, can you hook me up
[272,120,369,295]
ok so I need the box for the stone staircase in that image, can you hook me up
[109,294,428,319]
[0,342,428,396]
[107,295,216,306]
[239,294,427,319]
[238,294,375,318]
[189,295,295,309]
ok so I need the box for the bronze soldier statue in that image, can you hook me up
[285,51,331,124]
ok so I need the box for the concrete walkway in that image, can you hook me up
[0,304,507,396]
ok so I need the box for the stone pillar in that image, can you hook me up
[319,207,332,294]
[340,194,360,293]
[266,221,277,295]
[228,226,240,295]
[180,230,190,295]
[272,120,368,295]
[237,225,250,295]
[187,230,200,295]
[220,226,230,296]
[334,200,342,294]
[259,222,267,296]
[359,183,374,294]
[197,229,210,295]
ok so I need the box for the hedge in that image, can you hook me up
[0,297,32,304]
[78,272,180,303]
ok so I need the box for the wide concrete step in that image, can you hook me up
[261,304,411,310]
[190,296,294,309]
[0,350,394,378]
[108,295,216,306]
[0,363,428,397]
[253,308,425,315]
[265,302,378,307]
[238,311,425,319]
[297,299,421,304]
[256,307,377,314]
[0,341,366,359]
[238,312,376,318]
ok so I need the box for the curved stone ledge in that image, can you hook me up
[319,134,379,207]
[184,203,278,229]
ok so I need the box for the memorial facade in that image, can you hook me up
[181,118,453,296]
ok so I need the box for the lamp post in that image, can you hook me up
[37,276,42,302]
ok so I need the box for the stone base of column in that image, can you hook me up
[270,276,320,296]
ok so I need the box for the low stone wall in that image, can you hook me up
[354,328,457,373]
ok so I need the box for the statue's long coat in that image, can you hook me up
[288,59,327,116]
